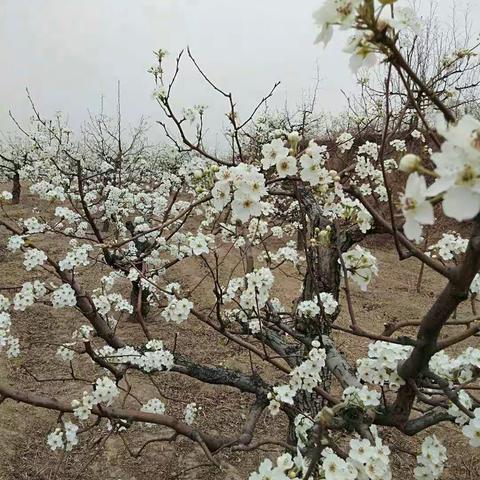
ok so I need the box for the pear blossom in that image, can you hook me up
[211,180,231,211]
[275,155,297,178]
[318,292,338,315]
[400,172,434,242]
[184,402,200,425]
[341,245,378,291]
[427,115,480,221]
[300,154,323,185]
[462,409,480,447]
[313,0,362,46]
[249,458,289,480]
[232,191,263,222]
[322,451,357,480]
[337,132,354,152]
[414,435,448,480]
[91,376,119,406]
[161,298,193,324]
[51,283,77,308]
[0,191,13,202]
[7,235,24,252]
[344,33,378,73]
[23,248,48,271]
[261,138,289,169]
[387,6,423,35]
[141,398,166,415]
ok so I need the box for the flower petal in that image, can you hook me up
[404,216,422,242]
[443,187,480,221]
[414,201,434,225]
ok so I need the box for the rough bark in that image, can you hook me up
[11,171,20,204]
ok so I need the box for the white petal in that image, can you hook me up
[405,172,425,199]
[443,187,480,221]
[414,201,434,225]
[404,216,422,242]
[426,175,455,197]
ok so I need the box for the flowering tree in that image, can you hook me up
[0,136,32,204]
[1,1,480,479]
[344,2,480,133]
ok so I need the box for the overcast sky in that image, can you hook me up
[0,0,477,144]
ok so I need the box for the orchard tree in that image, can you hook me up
[1,1,480,480]
[343,0,480,138]
[0,136,32,204]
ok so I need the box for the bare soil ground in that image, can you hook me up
[1,190,479,479]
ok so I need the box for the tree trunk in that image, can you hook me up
[12,172,21,205]
[296,227,305,251]
[102,218,110,233]
[296,189,366,424]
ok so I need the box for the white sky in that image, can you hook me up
[0,0,478,144]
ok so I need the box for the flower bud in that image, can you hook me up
[399,153,421,173]
[193,169,203,179]
[318,407,335,425]
[287,131,300,144]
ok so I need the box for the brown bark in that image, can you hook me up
[11,171,20,204]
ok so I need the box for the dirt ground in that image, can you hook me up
[1,189,479,479]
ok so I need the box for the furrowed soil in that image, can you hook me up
[0,189,479,479]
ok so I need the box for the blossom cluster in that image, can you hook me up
[211,163,268,222]
[297,291,338,318]
[463,408,480,447]
[97,340,174,373]
[161,297,193,324]
[414,435,448,480]
[429,347,480,384]
[12,281,46,311]
[47,421,79,452]
[342,385,381,408]
[357,341,412,390]
[250,425,393,480]
[0,303,19,358]
[23,248,48,271]
[313,1,422,72]
[51,283,77,308]
[58,242,93,271]
[71,376,120,423]
[92,292,134,318]
[141,398,166,426]
[268,341,326,415]
[0,190,13,202]
[183,402,200,425]
[427,232,468,261]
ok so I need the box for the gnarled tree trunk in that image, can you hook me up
[12,171,21,204]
